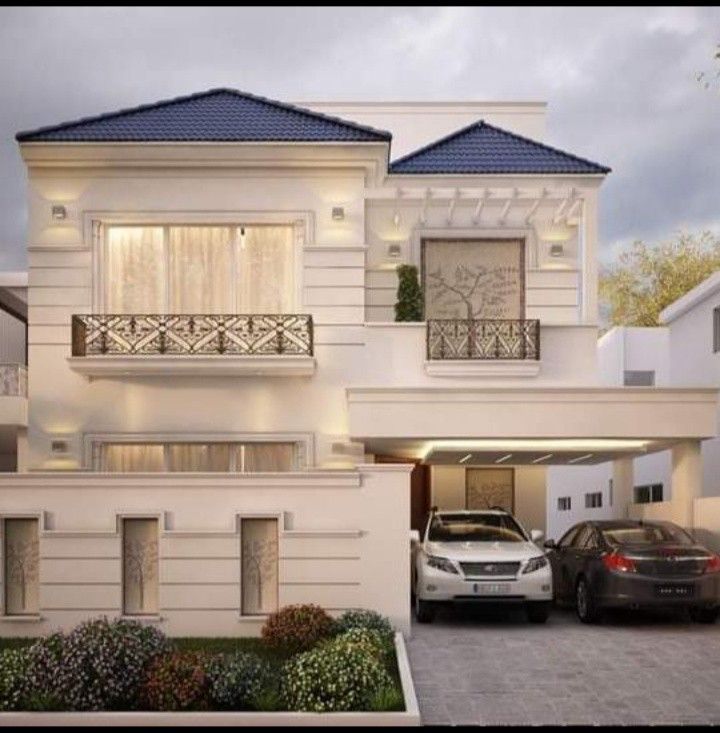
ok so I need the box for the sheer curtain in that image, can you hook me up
[168,227,234,314]
[238,226,295,313]
[103,444,165,472]
[106,227,166,312]
[243,443,295,472]
[167,443,231,471]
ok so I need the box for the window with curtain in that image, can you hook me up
[101,442,297,472]
[105,225,295,314]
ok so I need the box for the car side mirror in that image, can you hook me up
[530,529,544,543]
[543,539,556,550]
[410,529,420,544]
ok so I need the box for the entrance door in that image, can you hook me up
[466,468,514,511]
[375,456,431,533]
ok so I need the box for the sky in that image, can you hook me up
[0,5,718,271]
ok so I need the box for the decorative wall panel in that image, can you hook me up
[4,518,39,616]
[122,518,159,615]
[466,468,515,512]
[241,518,278,615]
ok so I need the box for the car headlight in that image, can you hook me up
[522,555,549,574]
[426,555,459,574]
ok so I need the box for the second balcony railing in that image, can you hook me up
[72,314,314,357]
[427,319,540,361]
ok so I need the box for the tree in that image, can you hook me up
[600,231,720,327]
[394,264,424,321]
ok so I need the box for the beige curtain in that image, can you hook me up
[167,443,231,471]
[168,227,234,313]
[103,444,165,472]
[106,227,166,312]
[243,442,295,472]
[238,226,295,313]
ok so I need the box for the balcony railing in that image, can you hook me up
[426,319,540,361]
[0,363,27,396]
[71,314,314,357]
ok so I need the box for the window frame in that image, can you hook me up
[557,496,572,512]
[584,491,603,509]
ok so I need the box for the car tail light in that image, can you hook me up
[704,554,720,574]
[602,552,636,573]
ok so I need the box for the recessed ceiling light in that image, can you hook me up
[569,453,593,464]
[532,454,553,464]
[458,453,472,464]
[495,454,513,464]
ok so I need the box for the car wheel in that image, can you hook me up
[689,606,720,624]
[575,577,602,624]
[526,601,551,624]
[415,596,436,623]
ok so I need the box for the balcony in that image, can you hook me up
[67,314,316,378]
[425,319,541,377]
[0,363,28,428]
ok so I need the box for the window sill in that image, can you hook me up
[424,359,541,378]
[119,615,163,623]
[67,355,316,378]
[0,615,43,622]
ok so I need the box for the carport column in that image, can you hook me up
[612,456,634,518]
[671,440,702,529]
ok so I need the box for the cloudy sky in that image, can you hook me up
[0,6,718,270]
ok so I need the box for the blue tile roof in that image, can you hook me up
[16,88,392,143]
[389,121,610,175]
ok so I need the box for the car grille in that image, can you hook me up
[459,561,520,577]
[634,559,706,577]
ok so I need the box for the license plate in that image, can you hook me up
[655,584,694,597]
[473,583,511,595]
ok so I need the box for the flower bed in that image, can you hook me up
[0,605,417,721]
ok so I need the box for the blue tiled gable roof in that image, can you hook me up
[389,121,610,175]
[16,88,392,143]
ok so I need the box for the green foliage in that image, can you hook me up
[0,648,29,711]
[142,651,213,711]
[261,604,335,655]
[206,651,274,710]
[280,639,392,712]
[368,684,405,712]
[394,264,424,322]
[334,609,394,640]
[600,231,720,327]
[327,627,393,664]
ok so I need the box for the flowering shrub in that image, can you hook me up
[142,651,212,711]
[280,640,392,712]
[52,618,170,711]
[21,633,66,711]
[328,627,392,662]
[0,648,29,711]
[261,604,335,654]
[206,651,275,710]
[334,609,394,640]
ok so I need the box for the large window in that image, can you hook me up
[101,442,297,472]
[634,483,664,504]
[105,225,295,314]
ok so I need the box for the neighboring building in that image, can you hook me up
[0,88,715,635]
[548,273,720,539]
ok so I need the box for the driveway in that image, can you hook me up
[406,604,720,726]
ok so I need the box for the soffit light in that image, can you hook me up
[332,206,345,221]
[422,439,649,460]
[458,453,472,464]
[532,454,554,464]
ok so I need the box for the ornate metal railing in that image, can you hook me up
[427,319,540,360]
[0,363,27,396]
[71,314,313,357]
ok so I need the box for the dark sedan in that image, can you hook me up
[545,520,720,624]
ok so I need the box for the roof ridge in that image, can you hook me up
[16,87,392,142]
[389,118,610,175]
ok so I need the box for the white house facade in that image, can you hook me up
[0,88,715,636]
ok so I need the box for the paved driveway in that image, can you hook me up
[406,604,720,726]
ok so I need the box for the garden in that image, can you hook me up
[0,605,407,714]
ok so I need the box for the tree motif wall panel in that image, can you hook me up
[241,518,278,616]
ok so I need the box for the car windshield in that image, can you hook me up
[601,523,693,547]
[428,513,527,543]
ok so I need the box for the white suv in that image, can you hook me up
[412,509,553,623]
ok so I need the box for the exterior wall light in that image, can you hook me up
[550,243,564,257]
[331,206,345,221]
[51,204,67,220]
[51,439,69,454]
[387,243,402,259]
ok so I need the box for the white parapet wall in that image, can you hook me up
[0,464,412,637]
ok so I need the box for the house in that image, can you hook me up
[0,88,715,635]
[548,271,720,541]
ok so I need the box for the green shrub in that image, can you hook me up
[0,648,29,711]
[334,609,394,640]
[251,686,285,712]
[368,683,405,712]
[206,651,274,710]
[142,651,213,711]
[22,633,66,711]
[52,618,170,711]
[394,264,424,322]
[327,627,392,663]
[281,640,392,712]
[261,604,335,655]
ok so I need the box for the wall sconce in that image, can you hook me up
[550,243,565,258]
[50,439,69,455]
[331,206,345,221]
[51,204,67,220]
[387,243,402,259]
